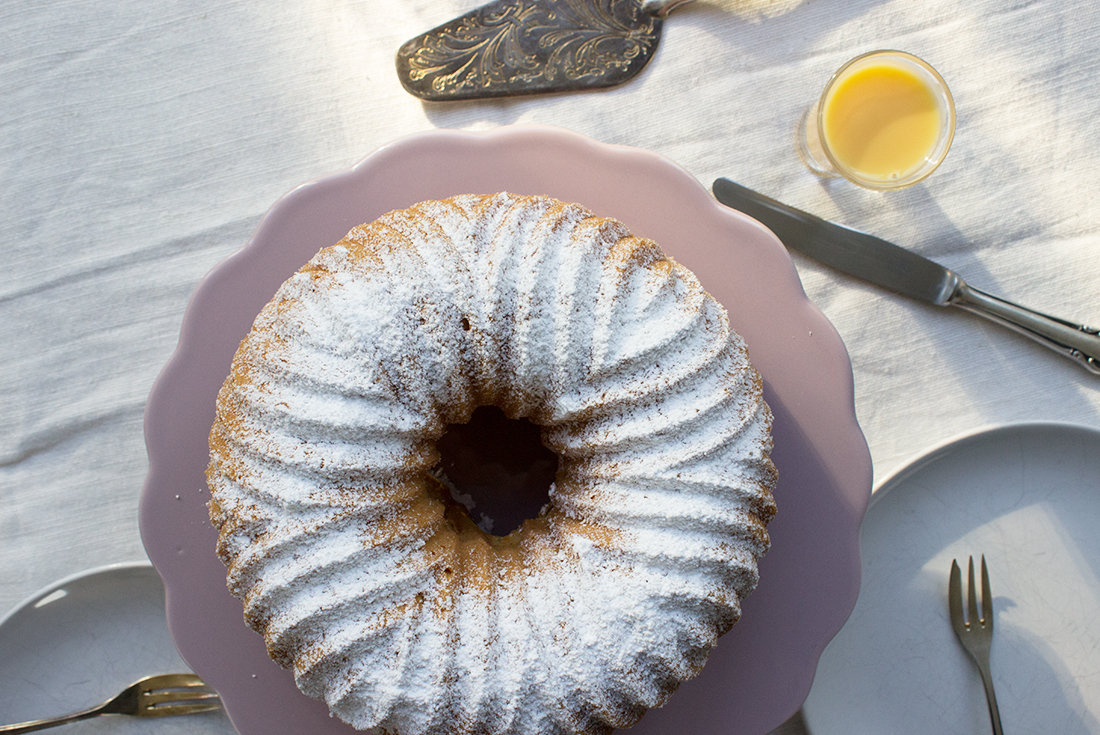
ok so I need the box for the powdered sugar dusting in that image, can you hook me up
[206,193,776,735]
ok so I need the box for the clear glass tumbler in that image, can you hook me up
[797,50,955,191]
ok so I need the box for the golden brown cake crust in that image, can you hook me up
[207,193,776,735]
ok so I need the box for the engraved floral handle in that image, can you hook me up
[397,0,673,100]
[947,279,1100,375]
[640,0,696,17]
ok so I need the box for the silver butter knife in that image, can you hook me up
[712,177,1100,375]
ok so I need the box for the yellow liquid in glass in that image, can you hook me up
[821,62,942,181]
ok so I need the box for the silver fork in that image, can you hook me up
[0,673,221,733]
[949,555,1005,735]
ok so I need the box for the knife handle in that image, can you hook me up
[951,282,1100,375]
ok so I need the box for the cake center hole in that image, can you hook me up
[435,406,558,537]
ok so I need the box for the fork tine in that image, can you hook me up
[144,689,220,707]
[980,554,993,630]
[137,672,220,718]
[142,673,209,690]
[142,701,224,718]
[966,556,980,628]
[948,559,964,633]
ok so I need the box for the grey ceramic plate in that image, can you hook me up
[141,125,872,735]
[0,562,234,733]
[804,422,1100,735]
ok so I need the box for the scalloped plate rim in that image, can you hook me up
[140,124,871,735]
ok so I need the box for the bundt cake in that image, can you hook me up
[206,192,777,735]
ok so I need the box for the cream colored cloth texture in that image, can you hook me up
[3,0,1099,631]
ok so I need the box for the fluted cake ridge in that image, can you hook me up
[206,192,777,735]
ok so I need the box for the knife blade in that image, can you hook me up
[395,0,694,101]
[712,177,1100,375]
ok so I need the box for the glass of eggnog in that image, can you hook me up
[798,50,955,190]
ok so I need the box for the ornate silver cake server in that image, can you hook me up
[396,0,695,101]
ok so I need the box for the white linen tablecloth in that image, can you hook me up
[3,0,1099,726]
